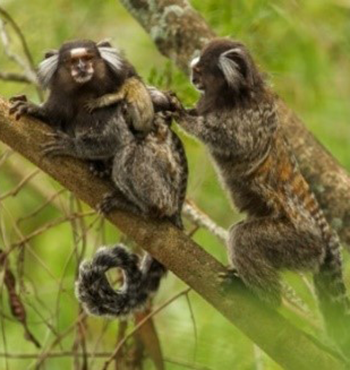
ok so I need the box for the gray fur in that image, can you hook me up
[9,40,188,319]
[218,48,241,89]
[172,38,350,352]
[72,113,187,318]
[147,86,170,108]
[98,46,124,74]
[75,245,145,318]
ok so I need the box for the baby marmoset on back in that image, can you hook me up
[10,39,155,137]
[84,75,155,135]
[9,38,188,318]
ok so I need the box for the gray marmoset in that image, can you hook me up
[170,38,350,352]
[9,39,188,317]
[76,112,188,317]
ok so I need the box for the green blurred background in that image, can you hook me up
[0,0,350,369]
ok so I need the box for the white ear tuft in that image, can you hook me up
[98,46,124,73]
[190,56,200,68]
[96,38,112,48]
[37,52,59,89]
[218,48,242,89]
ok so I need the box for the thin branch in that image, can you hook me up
[0,7,43,100]
[103,288,191,370]
[11,211,95,247]
[0,17,37,84]
[183,200,228,243]
[0,352,214,369]
[0,71,31,84]
[0,168,40,200]
[0,8,34,66]
[17,189,66,223]
[185,292,198,362]
[2,159,68,213]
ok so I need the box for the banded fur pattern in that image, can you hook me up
[75,114,188,318]
[76,245,147,317]
[172,37,350,353]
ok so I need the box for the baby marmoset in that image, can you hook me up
[84,76,154,135]
[9,39,188,317]
[171,38,350,351]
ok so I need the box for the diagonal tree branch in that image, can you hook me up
[118,0,350,249]
[0,97,346,369]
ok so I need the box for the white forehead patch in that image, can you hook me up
[70,48,88,57]
[190,56,200,68]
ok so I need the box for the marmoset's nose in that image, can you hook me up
[77,59,86,72]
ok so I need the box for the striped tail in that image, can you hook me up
[75,244,166,318]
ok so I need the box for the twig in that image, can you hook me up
[17,189,66,223]
[0,8,35,67]
[115,320,128,370]
[0,15,37,84]
[0,273,9,370]
[0,71,31,83]
[183,200,228,243]
[2,159,68,213]
[0,168,40,200]
[102,288,191,370]
[0,352,214,369]
[0,147,14,168]
[89,320,112,369]
[11,211,95,247]
[32,312,87,369]
[185,291,198,363]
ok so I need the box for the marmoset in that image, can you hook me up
[76,111,188,317]
[9,39,188,317]
[170,38,350,352]
[10,39,154,136]
[9,39,157,177]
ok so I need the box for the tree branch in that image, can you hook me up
[119,0,350,249]
[0,98,346,369]
[0,71,32,84]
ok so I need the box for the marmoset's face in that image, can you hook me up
[62,47,97,84]
[190,56,205,92]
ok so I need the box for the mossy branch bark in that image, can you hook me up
[0,98,346,369]
[119,0,350,248]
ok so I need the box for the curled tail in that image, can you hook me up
[75,244,166,317]
[313,227,350,353]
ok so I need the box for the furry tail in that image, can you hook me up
[75,244,166,318]
[313,230,350,353]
